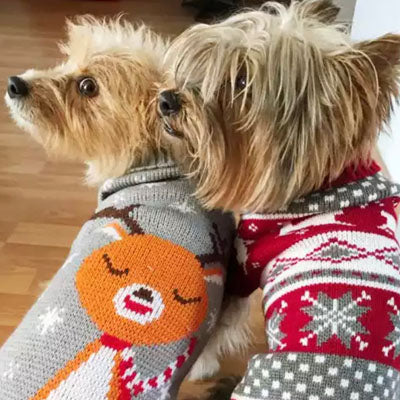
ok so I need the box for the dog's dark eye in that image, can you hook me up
[235,75,247,91]
[78,77,98,97]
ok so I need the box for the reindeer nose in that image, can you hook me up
[7,76,29,99]
[133,287,154,303]
[159,90,181,116]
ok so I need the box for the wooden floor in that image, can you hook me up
[0,1,266,398]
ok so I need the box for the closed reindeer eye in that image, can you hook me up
[172,289,202,305]
[103,253,129,277]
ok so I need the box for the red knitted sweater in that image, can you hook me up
[229,164,400,400]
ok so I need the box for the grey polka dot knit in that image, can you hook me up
[0,158,235,400]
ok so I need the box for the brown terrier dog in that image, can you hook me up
[159,0,400,213]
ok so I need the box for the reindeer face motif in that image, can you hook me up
[76,207,223,346]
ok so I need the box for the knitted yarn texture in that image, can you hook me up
[230,169,400,400]
[0,159,235,400]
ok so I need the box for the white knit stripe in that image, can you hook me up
[263,257,400,290]
[271,229,398,260]
[276,211,353,236]
[262,231,399,289]
[120,347,137,381]
[241,202,396,236]
[230,396,259,400]
[46,346,117,400]
[263,277,400,312]
[241,211,313,220]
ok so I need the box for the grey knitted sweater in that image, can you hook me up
[0,159,235,400]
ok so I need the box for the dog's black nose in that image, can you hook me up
[7,76,29,99]
[159,90,181,116]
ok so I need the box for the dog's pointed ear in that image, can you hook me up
[356,33,400,73]
[59,18,82,55]
[356,33,400,97]
[300,0,341,23]
[59,16,96,57]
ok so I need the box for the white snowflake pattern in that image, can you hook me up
[38,306,65,335]
[158,383,171,400]
[300,291,370,350]
[2,361,20,381]
[383,298,400,358]
[266,301,288,351]
[248,223,258,232]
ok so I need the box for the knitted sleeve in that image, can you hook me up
[231,198,400,400]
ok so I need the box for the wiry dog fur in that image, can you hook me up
[161,0,400,213]
[5,16,252,382]
[187,295,253,380]
[5,16,166,185]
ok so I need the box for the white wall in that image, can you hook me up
[351,0,400,182]
[334,0,356,24]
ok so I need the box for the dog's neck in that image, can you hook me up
[85,151,178,189]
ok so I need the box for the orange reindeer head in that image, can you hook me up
[75,205,224,345]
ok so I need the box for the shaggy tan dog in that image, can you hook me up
[5,16,252,385]
[159,0,400,213]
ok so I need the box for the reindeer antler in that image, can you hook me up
[90,205,144,235]
[197,223,227,267]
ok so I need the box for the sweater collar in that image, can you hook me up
[246,162,400,219]
[322,161,381,189]
[99,153,182,201]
